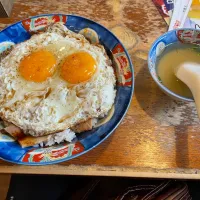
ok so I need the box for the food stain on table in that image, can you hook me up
[134,50,148,60]
[111,25,138,50]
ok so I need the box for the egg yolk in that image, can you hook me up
[61,52,97,84]
[19,50,56,82]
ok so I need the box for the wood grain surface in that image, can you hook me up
[1,0,200,179]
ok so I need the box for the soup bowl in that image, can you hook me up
[148,28,200,102]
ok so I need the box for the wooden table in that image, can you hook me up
[0,0,200,179]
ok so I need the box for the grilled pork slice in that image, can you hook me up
[71,118,97,133]
[4,124,49,148]
[3,118,97,148]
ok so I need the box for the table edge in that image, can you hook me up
[0,165,200,179]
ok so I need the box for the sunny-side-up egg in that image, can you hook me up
[0,23,116,137]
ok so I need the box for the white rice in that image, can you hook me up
[40,129,76,147]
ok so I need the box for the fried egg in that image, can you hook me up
[0,23,116,136]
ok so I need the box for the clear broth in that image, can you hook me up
[157,43,200,99]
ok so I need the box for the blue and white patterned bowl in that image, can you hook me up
[148,28,200,102]
[0,14,134,165]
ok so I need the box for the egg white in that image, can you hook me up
[0,23,116,136]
